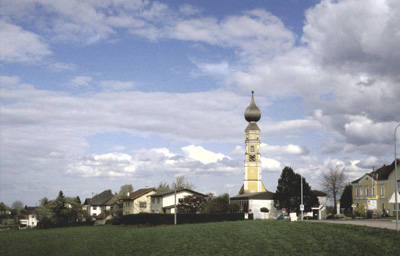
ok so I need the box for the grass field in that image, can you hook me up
[1,220,400,255]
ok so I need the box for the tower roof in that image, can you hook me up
[244,91,261,123]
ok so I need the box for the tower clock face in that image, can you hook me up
[249,154,256,161]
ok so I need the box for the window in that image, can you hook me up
[151,198,155,204]
[372,185,375,197]
[360,187,363,197]
[156,198,160,204]
[250,146,254,152]
[139,202,147,208]
[93,206,97,210]
[356,187,359,197]
[380,185,385,197]
[365,186,369,197]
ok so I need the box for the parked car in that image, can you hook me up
[277,214,289,220]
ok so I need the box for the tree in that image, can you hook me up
[177,195,206,213]
[321,167,346,207]
[156,181,170,192]
[172,175,195,190]
[340,184,353,213]
[200,194,240,214]
[274,166,319,213]
[34,206,54,229]
[39,197,49,206]
[118,184,133,197]
[12,201,23,211]
[51,191,68,226]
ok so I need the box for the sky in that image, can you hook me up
[1,0,400,207]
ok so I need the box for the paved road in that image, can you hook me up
[310,219,399,230]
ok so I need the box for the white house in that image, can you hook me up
[230,191,278,219]
[83,190,115,218]
[150,189,206,214]
[19,207,39,228]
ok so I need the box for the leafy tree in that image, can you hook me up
[177,195,206,213]
[340,184,353,213]
[321,167,346,206]
[172,175,195,190]
[201,194,240,214]
[65,197,84,223]
[34,206,54,229]
[274,166,319,213]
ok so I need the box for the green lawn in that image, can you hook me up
[1,220,400,255]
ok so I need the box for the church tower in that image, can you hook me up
[239,91,267,194]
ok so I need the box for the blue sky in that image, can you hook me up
[1,0,400,207]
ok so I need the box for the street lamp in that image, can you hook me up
[394,123,400,231]
[301,168,319,221]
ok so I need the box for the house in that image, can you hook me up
[83,190,115,218]
[19,207,38,228]
[352,159,400,216]
[121,188,156,215]
[230,191,277,219]
[150,189,206,214]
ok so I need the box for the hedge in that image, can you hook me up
[121,213,244,226]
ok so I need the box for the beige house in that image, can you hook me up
[121,188,156,215]
[352,159,400,215]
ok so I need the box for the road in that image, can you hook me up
[310,219,399,230]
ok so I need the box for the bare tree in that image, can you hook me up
[12,201,24,211]
[172,175,195,190]
[321,167,346,206]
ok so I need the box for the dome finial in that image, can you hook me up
[244,90,261,123]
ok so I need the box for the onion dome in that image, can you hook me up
[244,90,261,123]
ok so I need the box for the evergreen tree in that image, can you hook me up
[274,166,319,213]
[340,184,353,213]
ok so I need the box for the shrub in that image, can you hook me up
[121,213,245,226]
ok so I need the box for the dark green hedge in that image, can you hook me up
[121,213,244,226]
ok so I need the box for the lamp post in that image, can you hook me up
[301,168,319,221]
[394,123,400,231]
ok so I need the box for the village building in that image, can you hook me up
[121,188,156,215]
[150,189,205,214]
[351,159,400,216]
[230,91,277,219]
[83,189,115,218]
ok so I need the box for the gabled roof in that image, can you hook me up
[85,190,114,206]
[230,191,275,201]
[352,159,400,184]
[120,188,155,201]
[151,189,206,198]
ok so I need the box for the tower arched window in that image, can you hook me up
[250,146,254,152]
